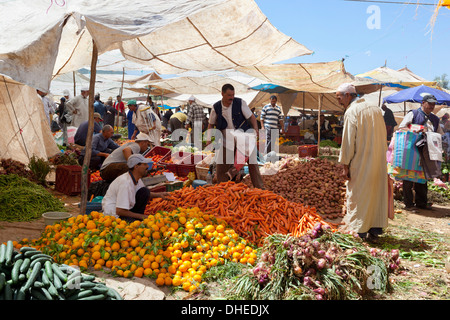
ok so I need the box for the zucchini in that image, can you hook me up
[0,273,5,292]
[30,256,51,268]
[67,289,93,300]
[22,261,42,291]
[51,264,67,283]
[33,281,45,288]
[13,253,24,262]
[4,282,13,300]
[92,285,109,294]
[19,258,31,274]
[19,246,37,254]
[79,282,96,289]
[30,288,48,300]
[107,287,123,300]
[0,244,6,266]
[4,241,14,266]
[41,269,51,287]
[53,273,63,290]
[15,287,26,300]
[78,293,106,300]
[47,282,59,297]
[39,287,53,300]
[81,275,96,282]
[23,250,42,258]
[44,261,53,280]
[18,274,26,283]
[30,253,51,261]
[11,259,23,284]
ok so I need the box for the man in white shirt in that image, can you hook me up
[100,132,152,182]
[36,89,55,128]
[65,87,89,128]
[102,154,168,222]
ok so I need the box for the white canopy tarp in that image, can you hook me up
[0,76,60,165]
[0,0,312,93]
[237,60,377,94]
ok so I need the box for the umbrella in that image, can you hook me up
[250,83,297,94]
[383,85,450,105]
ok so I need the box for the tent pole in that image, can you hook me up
[116,67,125,133]
[73,71,76,97]
[403,101,406,116]
[302,92,305,130]
[317,94,322,151]
[378,84,383,106]
[80,40,98,215]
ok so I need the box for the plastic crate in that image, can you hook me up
[177,154,206,178]
[166,181,184,192]
[158,151,193,175]
[79,202,103,215]
[298,145,318,158]
[149,185,167,193]
[144,146,171,159]
[55,165,91,196]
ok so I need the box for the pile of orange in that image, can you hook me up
[14,208,257,293]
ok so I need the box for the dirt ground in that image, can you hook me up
[1,185,449,300]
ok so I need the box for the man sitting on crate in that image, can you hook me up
[99,132,152,183]
[102,154,169,222]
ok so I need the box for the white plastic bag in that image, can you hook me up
[426,132,443,161]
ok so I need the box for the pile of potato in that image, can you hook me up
[245,158,347,220]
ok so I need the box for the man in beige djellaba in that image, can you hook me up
[65,87,89,128]
[335,83,388,243]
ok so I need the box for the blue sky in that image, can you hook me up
[254,0,450,81]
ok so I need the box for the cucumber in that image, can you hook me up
[23,250,42,258]
[47,282,59,297]
[0,273,5,292]
[11,259,23,284]
[44,261,53,280]
[4,241,14,266]
[53,273,63,290]
[15,287,26,300]
[79,282,96,289]
[39,287,53,300]
[19,246,38,254]
[51,264,67,283]
[81,275,96,282]
[19,258,31,274]
[30,256,51,268]
[0,244,6,266]
[13,253,24,262]
[22,261,42,291]
[33,281,45,288]
[41,269,51,287]
[106,287,123,300]
[92,285,109,294]
[4,282,13,300]
[78,293,106,300]
[30,253,51,261]
[67,289,93,300]
[18,273,26,283]
[30,288,48,300]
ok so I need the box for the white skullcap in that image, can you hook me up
[336,83,356,94]
[62,89,70,96]
[188,95,196,101]
[80,86,89,91]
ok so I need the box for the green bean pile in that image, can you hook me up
[0,174,65,222]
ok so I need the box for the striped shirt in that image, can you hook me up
[261,104,283,129]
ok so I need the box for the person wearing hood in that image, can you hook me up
[129,100,162,147]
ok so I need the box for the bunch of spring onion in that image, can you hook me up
[226,223,401,300]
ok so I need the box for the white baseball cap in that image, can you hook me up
[135,132,151,142]
[127,154,153,169]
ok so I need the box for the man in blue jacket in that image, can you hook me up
[206,84,263,189]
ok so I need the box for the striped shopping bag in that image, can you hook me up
[392,131,423,171]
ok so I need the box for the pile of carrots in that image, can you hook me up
[146,182,338,246]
